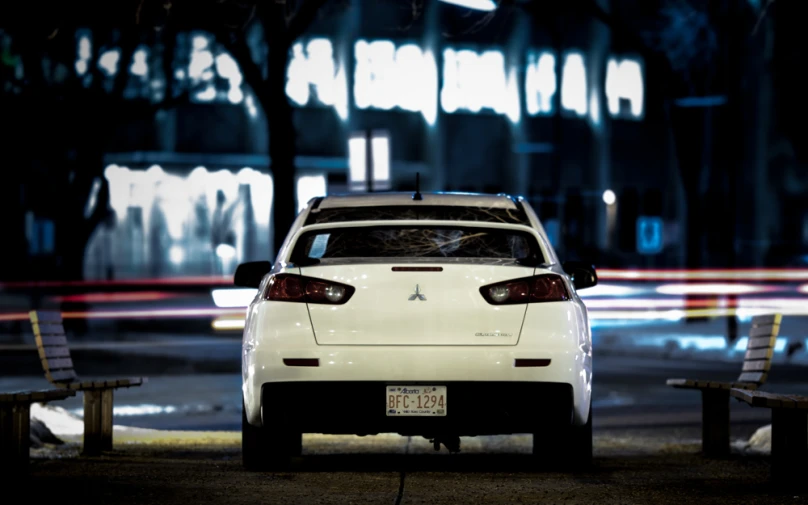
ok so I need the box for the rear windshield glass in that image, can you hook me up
[304,205,531,226]
[291,226,544,263]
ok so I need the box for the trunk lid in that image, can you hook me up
[300,263,535,345]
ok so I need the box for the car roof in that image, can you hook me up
[315,192,519,210]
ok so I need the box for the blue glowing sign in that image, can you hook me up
[636,216,663,254]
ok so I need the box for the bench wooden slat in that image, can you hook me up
[62,377,146,390]
[745,348,774,361]
[0,389,75,403]
[32,322,66,337]
[666,378,697,388]
[107,377,145,388]
[730,382,757,390]
[22,389,76,402]
[742,360,771,373]
[731,388,779,407]
[751,313,782,327]
[731,389,808,410]
[67,380,104,390]
[784,395,808,409]
[37,346,70,359]
[666,378,739,390]
[42,357,74,372]
[46,369,78,383]
[29,310,62,323]
[747,336,777,350]
[737,371,767,385]
[36,335,68,347]
[748,324,779,339]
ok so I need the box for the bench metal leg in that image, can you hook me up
[83,389,115,455]
[701,389,730,457]
[771,408,808,485]
[0,404,30,473]
[13,404,30,472]
[0,405,12,469]
[101,389,114,451]
[83,390,103,456]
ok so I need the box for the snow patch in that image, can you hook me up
[746,424,772,454]
[30,403,158,437]
[31,403,85,436]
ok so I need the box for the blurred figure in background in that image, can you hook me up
[211,189,236,275]
[232,183,256,264]
[83,212,120,280]
[148,181,171,277]
[186,192,213,275]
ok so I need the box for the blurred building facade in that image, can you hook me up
[2,0,807,281]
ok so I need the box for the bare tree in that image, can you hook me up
[0,1,195,280]
[0,0,332,280]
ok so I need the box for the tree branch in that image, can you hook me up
[214,27,268,103]
[286,0,330,42]
[752,0,775,35]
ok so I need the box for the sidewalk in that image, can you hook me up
[25,409,797,504]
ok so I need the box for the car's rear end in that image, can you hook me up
[240,194,593,468]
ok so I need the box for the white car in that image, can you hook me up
[236,192,596,470]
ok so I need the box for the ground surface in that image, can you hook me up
[23,430,798,505]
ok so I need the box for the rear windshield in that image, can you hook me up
[291,226,544,264]
[304,205,531,226]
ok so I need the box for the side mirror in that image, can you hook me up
[234,261,272,288]
[562,261,597,290]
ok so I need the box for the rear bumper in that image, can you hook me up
[260,381,573,437]
[243,345,591,431]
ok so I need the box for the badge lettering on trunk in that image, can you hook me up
[408,284,426,301]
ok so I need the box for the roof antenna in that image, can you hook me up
[412,172,423,201]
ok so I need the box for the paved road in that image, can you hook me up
[4,354,797,435]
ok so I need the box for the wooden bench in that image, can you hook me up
[666,313,781,457]
[0,389,76,472]
[29,310,148,456]
[731,389,808,484]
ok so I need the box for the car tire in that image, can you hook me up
[532,403,592,471]
[242,400,302,471]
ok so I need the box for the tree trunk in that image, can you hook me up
[263,17,297,260]
[670,106,708,269]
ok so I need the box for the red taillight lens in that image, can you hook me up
[264,274,354,304]
[479,274,570,305]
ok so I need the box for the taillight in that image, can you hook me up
[263,274,355,305]
[479,274,570,305]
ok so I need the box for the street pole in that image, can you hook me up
[365,129,373,192]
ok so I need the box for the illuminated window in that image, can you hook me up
[525,50,556,116]
[189,34,216,102]
[347,131,391,191]
[286,38,348,120]
[75,31,91,76]
[179,33,247,106]
[605,57,644,119]
[130,47,149,77]
[215,52,244,104]
[440,47,520,123]
[353,39,438,125]
[560,52,587,116]
[296,175,327,212]
[98,49,120,77]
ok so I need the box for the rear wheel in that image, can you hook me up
[242,400,302,471]
[532,404,592,470]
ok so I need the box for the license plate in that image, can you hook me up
[386,386,447,416]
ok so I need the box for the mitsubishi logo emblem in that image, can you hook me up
[408,284,426,301]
